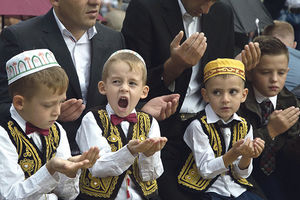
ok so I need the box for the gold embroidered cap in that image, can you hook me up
[203,58,245,82]
[6,49,61,85]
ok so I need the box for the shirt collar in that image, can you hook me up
[10,104,27,133]
[205,104,242,125]
[106,104,136,119]
[52,9,97,42]
[253,86,277,108]
[177,0,199,20]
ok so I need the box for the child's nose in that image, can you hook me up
[52,104,61,116]
[120,83,129,91]
[222,93,230,102]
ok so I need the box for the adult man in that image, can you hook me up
[122,0,260,199]
[0,0,179,155]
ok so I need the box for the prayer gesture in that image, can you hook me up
[267,106,300,139]
[46,146,100,178]
[127,137,168,156]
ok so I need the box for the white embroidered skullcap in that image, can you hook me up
[108,49,146,66]
[6,49,61,85]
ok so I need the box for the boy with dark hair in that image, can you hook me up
[239,35,300,200]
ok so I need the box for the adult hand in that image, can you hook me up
[267,106,300,138]
[240,42,261,71]
[141,94,180,121]
[163,31,207,85]
[58,98,86,122]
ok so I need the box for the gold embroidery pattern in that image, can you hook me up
[7,121,59,178]
[178,116,252,190]
[80,110,157,198]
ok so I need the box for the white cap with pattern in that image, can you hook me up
[6,49,60,85]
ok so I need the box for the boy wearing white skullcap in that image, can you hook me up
[178,58,265,199]
[0,49,100,200]
[76,49,167,200]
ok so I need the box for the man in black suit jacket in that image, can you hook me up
[122,0,260,199]
[0,0,179,155]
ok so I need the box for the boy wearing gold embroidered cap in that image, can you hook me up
[178,58,265,199]
[76,49,167,200]
[0,49,100,200]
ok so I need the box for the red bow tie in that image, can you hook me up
[25,122,49,136]
[110,113,138,125]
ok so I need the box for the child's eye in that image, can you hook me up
[212,90,221,96]
[129,81,137,86]
[112,80,121,84]
[278,71,286,75]
[229,89,238,95]
[43,104,52,108]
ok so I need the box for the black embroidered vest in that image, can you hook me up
[177,111,253,192]
[79,108,158,200]
[1,117,60,178]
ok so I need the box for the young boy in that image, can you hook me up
[0,49,100,200]
[239,35,300,200]
[75,49,167,200]
[263,20,300,93]
[178,58,265,199]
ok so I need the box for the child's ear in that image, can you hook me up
[141,85,149,99]
[98,81,106,95]
[201,88,209,103]
[13,95,24,111]
[241,88,248,103]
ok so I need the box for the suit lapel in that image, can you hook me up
[161,0,192,109]
[40,10,82,99]
[161,0,186,40]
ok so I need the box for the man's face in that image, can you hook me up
[181,0,215,16]
[249,54,289,97]
[52,0,101,36]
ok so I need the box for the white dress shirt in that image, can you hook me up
[286,0,300,8]
[170,0,205,113]
[0,105,79,200]
[53,10,97,104]
[253,87,277,109]
[76,104,163,200]
[183,104,253,197]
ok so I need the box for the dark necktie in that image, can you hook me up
[260,99,274,126]
[259,99,276,175]
[110,113,138,125]
[25,122,49,136]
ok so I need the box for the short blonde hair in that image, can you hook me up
[263,20,295,45]
[102,51,147,85]
[9,66,69,99]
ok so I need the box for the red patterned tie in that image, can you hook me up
[260,99,274,125]
[110,113,138,125]
[25,122,49,136]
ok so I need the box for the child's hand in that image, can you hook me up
[252,138,265,158]
[127,139,153,155]
[46,157,89,178]
[235,138,255,158]
[68,146,100,169]
[268,106,300,138]
[143,137,168,157]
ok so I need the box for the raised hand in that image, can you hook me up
[46,157,89,178]
[267,106,300,139]
[68,146,100,169]
[163,31,207,85]
[58,98,86,122]
[143,137,168,157]
[252,138,265,158]
[142,94,180,121]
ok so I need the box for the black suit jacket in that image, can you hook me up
[0,9,125,153]
[122,0,234,112]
